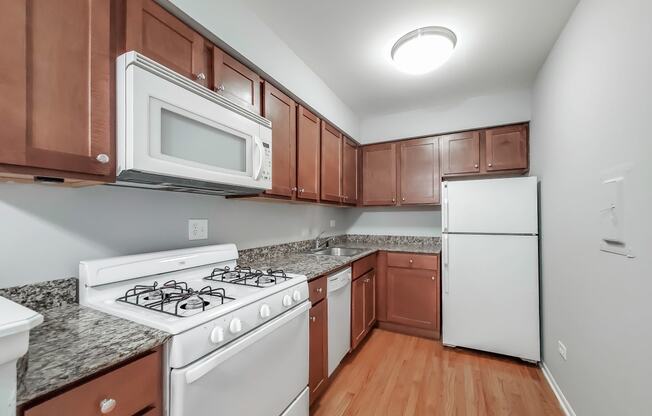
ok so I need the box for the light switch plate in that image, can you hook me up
[188,219,208,240]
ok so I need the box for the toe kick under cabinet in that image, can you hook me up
[22,348,162,416]
[377,252,441,339]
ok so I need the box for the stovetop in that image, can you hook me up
[114,266,294,318]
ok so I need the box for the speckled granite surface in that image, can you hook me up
[15,304,169,407]
[0,277,78,312]
[240,234,440,280]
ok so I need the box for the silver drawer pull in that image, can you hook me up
[316,287,323,293]
[100,398,116,414]
[96,153,110,164]
[310,316,316,322]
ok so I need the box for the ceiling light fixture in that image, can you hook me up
[391,26,457,75]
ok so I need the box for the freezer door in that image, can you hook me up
[442,234,540,361]
[442,176,538,234]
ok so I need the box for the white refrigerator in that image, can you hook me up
[441,176,540,362]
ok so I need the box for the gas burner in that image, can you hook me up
[116,281,234,317]
[205,266,290,288]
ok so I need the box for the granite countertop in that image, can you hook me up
[243,237,441,281]
[16,304,170,407]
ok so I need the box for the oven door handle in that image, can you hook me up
[184,301,310,384]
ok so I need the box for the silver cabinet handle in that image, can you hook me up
[432,276,435,280]
[474,163,479,168]
[291,187,298,191]
[316,287,323,293]
[299,188,305,193]
[99,398,116,414]
[310,316,316,322]
[216,83,225,92]
[488,163,493,167]
[364,278,370,283]
[96,154,110,164]
[196,72,206,80]
[392,198,396,202]
[402,197,406,201]
[409,259,413,264]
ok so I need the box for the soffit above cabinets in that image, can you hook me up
[242,0,579,118]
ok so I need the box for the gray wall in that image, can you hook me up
[530,0,652,414]
[0,183,350,288]
[346,207,441,237]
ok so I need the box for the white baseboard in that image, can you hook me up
[540,362,577,416]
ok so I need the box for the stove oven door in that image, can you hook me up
[169,302,310,416]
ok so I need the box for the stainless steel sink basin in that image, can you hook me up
[308,247,364,257]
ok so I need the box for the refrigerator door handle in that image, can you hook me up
[443,234,449,294]
[442,183,449,232]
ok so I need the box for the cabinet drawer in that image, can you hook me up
[352,253,376,279]
[25,350,161,416]
[308,276,327,305]
[387,252,438,270]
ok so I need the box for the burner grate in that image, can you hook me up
[116,280,234,317]
[205,266,290,287]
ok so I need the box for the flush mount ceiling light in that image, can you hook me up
[391,26,457,75]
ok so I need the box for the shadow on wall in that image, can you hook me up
[345,206,442,237]
[0,183,349,287]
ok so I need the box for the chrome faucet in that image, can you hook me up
[314,231,333,250]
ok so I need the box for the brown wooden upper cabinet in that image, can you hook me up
[342,138,358,205]
[361,143,397,206]
[484,124,528,171]
[262,82,296,198]
[440,131,481,175]
[126,0,208,86]
[441,123,529,177]
[0,0,114,182]
[399,137,440,205]
[211,46,262,114]
[296,106,321,201]
[320,122,343,203]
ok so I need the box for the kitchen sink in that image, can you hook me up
[307,247,365,257]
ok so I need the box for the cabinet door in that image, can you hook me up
[387,267,438,330]
[262,82,296,198]
[320,122,343,203]
[342,138,358,205]
[399,137,440,204]
[364,272,376,330]
[309,300,328,404]
[212,46,262,114]
[296,106,321,201]
[126,0,207,85]
[440,131,480,175]
[351,276,366,350]
[485,124,528,171]
[0,0,113,178]
[361,143,397,206]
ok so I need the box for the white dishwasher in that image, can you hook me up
[327,267,352,376]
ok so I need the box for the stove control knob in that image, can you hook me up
[282,295,293,308]
[292,290,302,302]
[210,326,225,343]
[259,304,271,319]
[229,318,242,334]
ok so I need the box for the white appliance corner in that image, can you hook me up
[540,362,577,416]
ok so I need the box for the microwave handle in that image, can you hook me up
[253,136,264,180]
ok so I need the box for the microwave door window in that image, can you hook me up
[160,109,248,174]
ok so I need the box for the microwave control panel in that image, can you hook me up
[261,142,272,181]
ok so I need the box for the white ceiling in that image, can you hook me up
[242,0,578,119]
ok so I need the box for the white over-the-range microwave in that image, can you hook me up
[115,51,272,195]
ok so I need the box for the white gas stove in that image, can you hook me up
[79,244,310,416]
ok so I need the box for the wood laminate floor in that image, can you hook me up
[311,329,562,416]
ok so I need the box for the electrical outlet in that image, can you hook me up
[330,219,336,228]
[558,340,567,361]
[188,219,208,240]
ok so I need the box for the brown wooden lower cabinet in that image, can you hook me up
[309,296,328,404]
[351,269,376,351]
[23,349,162,416]
[377,252,441,339]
